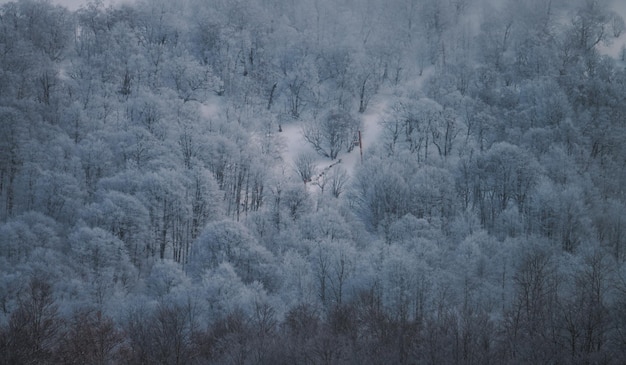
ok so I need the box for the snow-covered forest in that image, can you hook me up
[1,0,626,363]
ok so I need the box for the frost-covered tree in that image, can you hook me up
[189,220,275,288]
[302,110,360,159]
[68,226,136,305]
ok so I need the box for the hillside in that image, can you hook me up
[1,0,626,364]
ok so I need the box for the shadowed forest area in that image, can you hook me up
[1,0,626,363]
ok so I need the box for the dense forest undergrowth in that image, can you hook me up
[2,0,626,363]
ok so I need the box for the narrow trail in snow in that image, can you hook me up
[278,99,389,185]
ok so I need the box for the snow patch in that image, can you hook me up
[277,96,391,188]
[278,121,316,172]
[594,1,626,60]
[199,98,221,120]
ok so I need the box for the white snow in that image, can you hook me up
[198,98,221,121]
[594,1,626,60]
[276,68,434,188]
[276,97,389,188]
[338,98,389,177]
[278,121,315,173]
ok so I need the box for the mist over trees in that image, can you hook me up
[1,0,626,363]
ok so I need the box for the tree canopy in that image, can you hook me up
[1,0,626,363]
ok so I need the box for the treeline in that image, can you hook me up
[1,0,626,364]
[2,261,626,365]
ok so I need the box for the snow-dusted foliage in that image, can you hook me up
[1,0,626,363]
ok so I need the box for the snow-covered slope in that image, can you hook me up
[277,99,388,190]
[596,1,626,60]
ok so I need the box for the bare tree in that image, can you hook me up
[2,277,60,364]
[56,309,124,365]
[302,110,360,160]
[504,244,559,362]
[294,152,317,183]
[328,166,349,198]
[610,11,625,38]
